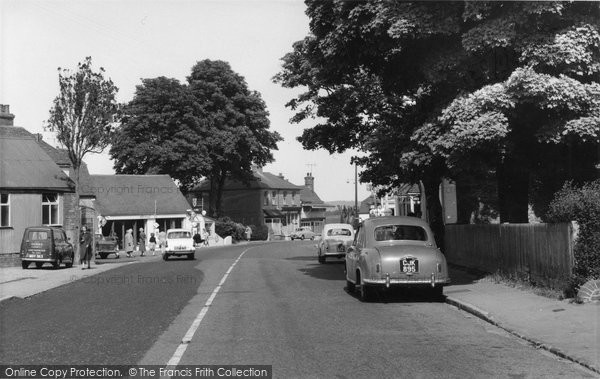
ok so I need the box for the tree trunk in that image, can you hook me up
[497,156,530,223]
[74,165,82,265]
[422,175,445,249]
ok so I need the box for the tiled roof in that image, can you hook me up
[36,139,71,167]
[85,174,190,217]
[0,126,75,192]
[300,187,324,204]
[192,170,303,191]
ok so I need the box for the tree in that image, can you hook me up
[276,1,600,231]
[111,60,282,217]
[187,60,282,217]
[111,77,211,191]
[46,56,118,261]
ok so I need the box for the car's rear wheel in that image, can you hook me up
[359,273,374,302]
[187,253,194,260]
[66,255,73,268]
[35,262,43,269]
[21,261,29,269]
[53,258,61,269]
[346,279,355,293]
[318,254,325,264]
[300,235,305,240]
[429,286,444,301]
[162,253,169,261]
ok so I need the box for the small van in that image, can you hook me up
[20,226,75,269]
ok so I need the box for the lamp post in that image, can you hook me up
[354,163,358,216]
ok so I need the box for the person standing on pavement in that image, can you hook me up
[245,226,252,241]
[149,233,156,255]
[79,225,93,269]
[158,228,167,255]
[125,228,134,258]
[138,228,146,256]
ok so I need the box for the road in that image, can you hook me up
[0,241,596,378]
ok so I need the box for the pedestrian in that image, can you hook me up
[202,227,209,246]
[193,230,203,247]
[138,228,146,256]
[125,228,134,258]
[158,228,167,255]
[245,226,252,241]
[79,225,93,269]
[149,233,157,255]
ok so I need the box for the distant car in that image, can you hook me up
[163,228,195,260]
[20,226,75,269]
[290,226,316,240]
[317,223,354,263]
[345,216,450,301]
[95,233,120,259]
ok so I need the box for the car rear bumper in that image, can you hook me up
[21,257,56,262]
[165,250,194,255]
[363,276,451,287]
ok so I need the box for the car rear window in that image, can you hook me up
[374,225,427,242]
[168,231,191,239]
[28,231,50,240]
[326,228,352,237]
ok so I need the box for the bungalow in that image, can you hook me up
[298,173,330,235]
[0,105,77,254]
[82,174,195,247]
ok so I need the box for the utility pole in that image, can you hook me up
[354,163,358,215]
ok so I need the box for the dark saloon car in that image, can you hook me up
[345,216,450,301]
[95,233,120,259]
[20,226,75,269]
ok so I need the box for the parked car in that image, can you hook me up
[317,223,354,263]
[290,226,316,240]
[163,228,195,260]
[20,226,74,269]
[345,216,450,301]
[95,233,120,259]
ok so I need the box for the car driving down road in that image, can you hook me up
[317,223,354,263]
[163,229,195,260]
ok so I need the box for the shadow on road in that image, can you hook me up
[298,261,346,281]
[345,286,446,304]
[285,255,317,261]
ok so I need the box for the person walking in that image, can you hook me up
[158,228,167,255]
[138,228,147,257]
[149,233,157,255]
[79,225,93,269]
[125,228,134,258]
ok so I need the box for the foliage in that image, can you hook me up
[215,217,246,241]
[111,60,282,216]
[546,180,600,286]
[275,1,600,226]
[47,56,119,176]
[110,77,208,191]
[249,224,269,241]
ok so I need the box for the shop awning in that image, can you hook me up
[263,209,284,218]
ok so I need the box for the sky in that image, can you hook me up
[0,0,372,203]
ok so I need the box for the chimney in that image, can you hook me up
[304,172,314,191]
[0,105,15,126]
[252,164,263,174]
[278,173,285,180]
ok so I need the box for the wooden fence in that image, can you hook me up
[444,223,574,289]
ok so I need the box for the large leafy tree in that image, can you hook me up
[187,60,282,216]
[276,1,600,233]
[111,76,210,191]
[47,56,118,261]
[111,60,281,217]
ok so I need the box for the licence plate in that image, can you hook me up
[400,258,418,273]
[176,246,186,250]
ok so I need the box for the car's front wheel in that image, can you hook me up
[318,254,325,264]
[21,261,29,269]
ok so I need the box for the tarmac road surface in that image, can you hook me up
[0,241,597,378]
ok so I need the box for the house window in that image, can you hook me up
[271,191,277,206]
[0,194,9,227]
[291,191,297,205]
[42,193,60,225]
[283,191,288,205]
[264,191,269,206]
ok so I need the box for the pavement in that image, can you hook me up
[0,252,598,375]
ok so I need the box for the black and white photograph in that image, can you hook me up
[1,1,599,378]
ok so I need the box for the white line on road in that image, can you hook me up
[165,248,248,368]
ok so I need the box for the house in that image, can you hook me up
[189,168,304,237]
[82,174,195,247]
[0,105,78,254]
[298,172,330,235]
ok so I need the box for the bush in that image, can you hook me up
[215,217,246,241]
[546,180,600,289]
[249,224,269,241]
